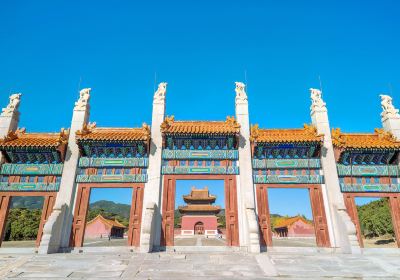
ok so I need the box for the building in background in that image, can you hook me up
[84,214,126,239]
[179,187,221,235]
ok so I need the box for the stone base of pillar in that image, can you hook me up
[246,208,261,253]
[38,205,70,254]
[334,206,361,254]
[139,203,156,253]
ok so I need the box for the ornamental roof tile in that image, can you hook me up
[178,204,221,213]
[250,124,323,143]
[76,122,150,142]
[86,214,126,229]
[160,116,240,135]
[183,187,217,202]
[331,128,400,149]
[274,216,312,229]
[0,128,69,149]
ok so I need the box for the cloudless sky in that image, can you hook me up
[1,1,399,132]
[1,2,398,211]
[268,188,313,219]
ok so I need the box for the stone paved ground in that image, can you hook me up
[0,250,398,279]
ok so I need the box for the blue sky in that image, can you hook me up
[1,2,398,214]
[268,188,313,219]
[1,1,399,133]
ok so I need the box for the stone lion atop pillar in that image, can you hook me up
[154,82,167,102]
[74,88,91,110]
[310,88,326,112]
[235,82,247,101]
[1,93,21,117]
[380,94,399,120]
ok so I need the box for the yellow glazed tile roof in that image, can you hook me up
[331,128,400,149]
[76,122,150,142]
[0,128,69,149]
[160,116,240,135]
[250,124,323,143]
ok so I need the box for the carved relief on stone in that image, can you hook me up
[74,88,91,111]
[310,88,327,112]
[154,82,167,102]
[380,94,400,120]
[235,82,247,101]
[1,93,21,117]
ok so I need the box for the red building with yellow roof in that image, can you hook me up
[178,187,221,236]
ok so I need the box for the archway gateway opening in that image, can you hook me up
[71,183,144,248]
[173,179,227,246]
[0,192,56,248]
[83,188,133,247]
[344,193,400,248]
[257,184,330,248]
[161,175,239,247]
[267,188,316,247]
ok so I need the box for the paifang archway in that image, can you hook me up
[251,125,331,248]
[70,124,151,248]
[332,130,400,248]
[0,129,67,248]
[159,116,241,247]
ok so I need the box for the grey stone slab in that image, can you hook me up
[69,271,123,278]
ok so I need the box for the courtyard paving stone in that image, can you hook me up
[0,250,397,279]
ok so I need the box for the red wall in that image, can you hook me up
[288,220,315,237]
[84,219,111,239]
[181,215,218,231]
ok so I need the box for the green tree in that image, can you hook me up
[357,198,394,238]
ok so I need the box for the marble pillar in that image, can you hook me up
[310,88,360,254]
[234,82,260,253]
[140,83,167,252]
[380,94,400,140]
[38,88,91,254]
[0,93,21,164]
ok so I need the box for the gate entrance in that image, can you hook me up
[344,193,400,248]
[161,175,239,247]
[257,184,330,248]
[0,192,56,248]
[71,183,144,247]
[194,222,204,235]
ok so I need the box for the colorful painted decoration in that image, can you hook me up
[253,175,324,184]
[0,182,60,192]
[76,174,148,183]
[162,150,238,160]
[0,163,64,175]
[78,157,148,168]
[161,166,239,175]
[252,159,321,169]
[340,183,400,193]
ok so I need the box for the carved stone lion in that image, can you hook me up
[380,94,399,119]
[235,82,247,101]
[310,88,326,112]
[1,93,21,117]
[154,82,167,102]
[74,88,91,110]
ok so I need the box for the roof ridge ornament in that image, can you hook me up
[380,94,400,121]
[374,128,397,142]
[235,82,247,102]
[154,82,167,102]
[310,88,327,113]
[74,88,91,111]
[76,122,96,136]
[1,93,21,117]
[331,128,344,146]
[249,124,260,142]
[160,115,174,131]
